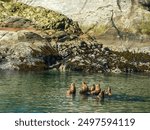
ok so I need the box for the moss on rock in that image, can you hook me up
[0,1,82,34]
[81,24,109,36]
[138,14,150,35]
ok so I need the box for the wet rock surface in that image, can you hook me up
[56,40,150,73]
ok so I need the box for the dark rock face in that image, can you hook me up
[139,0,150,11]
[0,28,149,72]
[56,40,150,73]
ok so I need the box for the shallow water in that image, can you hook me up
[0,70,150,113]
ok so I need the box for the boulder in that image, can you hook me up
[0,30,61,70]
[0,1,82,35]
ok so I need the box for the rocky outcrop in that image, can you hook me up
[0,1,82,35]
[56,40,150,73]
[0,1,81,70]
[0,1,150,73]
[0,30,61,70]
[16,0,132,26]
[16,0,150,36]
[15,0,150,57]
[1,26,149,72]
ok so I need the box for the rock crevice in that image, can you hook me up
[0,1,150,73]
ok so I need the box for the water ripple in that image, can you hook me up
[0,70,150,112]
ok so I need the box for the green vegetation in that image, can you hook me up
[0,2,67,30]
[138,14,150,35]
[140,21,150,35]
[92,25,109,35]
[81,24,109,36]
[0,1,81,34]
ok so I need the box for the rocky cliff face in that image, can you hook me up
[0,1,81,70]
[16,0,150,36]
[16,0,132,25]
[0,1,82,34]
[0,1,150,73]
[0,30,61,70]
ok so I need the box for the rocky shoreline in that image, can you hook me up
[0,1,150,73]
[0,28,149,73]
[56,40,150,73]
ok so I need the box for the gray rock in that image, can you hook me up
[2,16,33,28]
[71,56,82,62]
[0,30,60,70]
[112,67,122,74]
[17,0,132,28]
[17,0,150,39]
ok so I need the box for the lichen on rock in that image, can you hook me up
[0,1,82,35]
[0,1,82,71]
[15,0,150,38]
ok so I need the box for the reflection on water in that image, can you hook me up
[0,70,150,113]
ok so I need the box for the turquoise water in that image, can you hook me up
[0,70,150,113]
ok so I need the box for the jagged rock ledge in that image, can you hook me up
[56,41,150,73]
[0,30,62,70]
[1,29,150,73]
[0,1,81,70]
[0,1,150,73]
